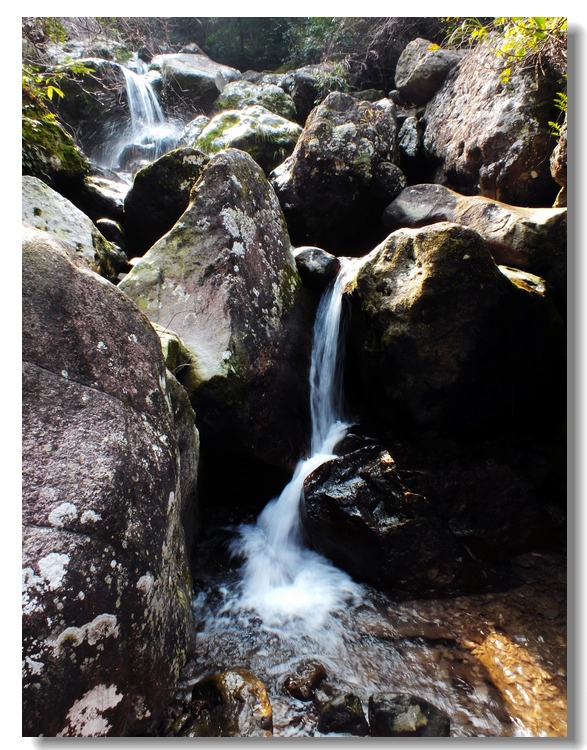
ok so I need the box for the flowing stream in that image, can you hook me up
[186,260,566,737]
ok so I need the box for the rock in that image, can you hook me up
[22,85,89,190]
[294,246,341,295]
[271,92,404,252]
[22,228,199,736]
[119,149,313,467]
[122,147,209,256]
[397,115,423,160]
[382,184,567,310]
[190,670,272,737]
[194,106,302,174]
[317,693,369,736]
[151,52,240,112]
[302,444,486,594]
[352,88,386,102]
[345,222,565,439]
[263,63,348,125]
[283,660,327,701]
[368,693,450,736]
[72,175,129,224]
[214,80,298,121]
[95,219,128,255]
[22,176,126,280]
[50,58,131,166]
[550,117,567,207]
[394,37,463,106]
[423,42,560,206]
[176,115,211,148]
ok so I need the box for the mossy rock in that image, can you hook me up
[22,86,88,189]
[215,80,297,122]
[195,106,302,174]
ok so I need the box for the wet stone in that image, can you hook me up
[369,692,451,737]
[317,693,369,736]
[284,660,327,701]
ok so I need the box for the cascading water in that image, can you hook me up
[105,64,180,172]
[228,258,364,628]
[189,257,533,737]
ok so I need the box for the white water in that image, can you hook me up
[228,259,365,629]
[109,65,180,170]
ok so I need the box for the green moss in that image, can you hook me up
[22,86,88,185]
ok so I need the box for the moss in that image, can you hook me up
[22,86,88,186]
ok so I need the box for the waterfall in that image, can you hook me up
[229,258,364,628]
[110,65,180,171]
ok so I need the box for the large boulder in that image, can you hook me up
[22,227,199,736]
[194,106,302,174]
[214,80,297,121]
[151,52,240,113]
[302,443,487,594]
[423,42,560,206]
[394,37,463,106]
[382,184,567,310]
[123,147,209,257]
[22,175,126,280]
[345,222,565,439]
[271,92,405,253]
[119,149,314,467]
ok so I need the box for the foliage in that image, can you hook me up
[441,16,567,82]
[548,89,568,136]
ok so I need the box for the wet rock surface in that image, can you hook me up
[369,692,450,736]
[157,540,566,737]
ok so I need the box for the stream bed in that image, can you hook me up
[165,530,566,738]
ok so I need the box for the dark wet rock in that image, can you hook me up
[271,92,403,252]
[369,693,450,736]
[423,42,560,206]
[382,184,567,310]
[119,149,314,467]
[317,693,369,736]
[352,88,386,102]
[294,246,341,296]
[214,80,298,121]
[395,37,463,106]
[190,670,272,737]
[95,218,128,255]
[22,230,199,737]
[194,106,302,174]
[303,444,487,594]
[345,222,565,439]
[123,147,209,256]
[72,175,129,224]
[283,660,327,701]
[22,176,126,281]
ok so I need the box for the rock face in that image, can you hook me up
[369,693,450,737]
[423,42,560,206]
[22,228,199,736]
[22,176,126,280]
[394,37,463,106]
[382,184,567,309]
[123,147,209,257]
[345,222,565,439]
[119,149,313,467]
[152,52,240,112]
[22,86,89,190]
[550,117,567,207]
[302,444,486,594]
[271,92,405,252]
[214,80,298,121]
[194,106,302,174]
